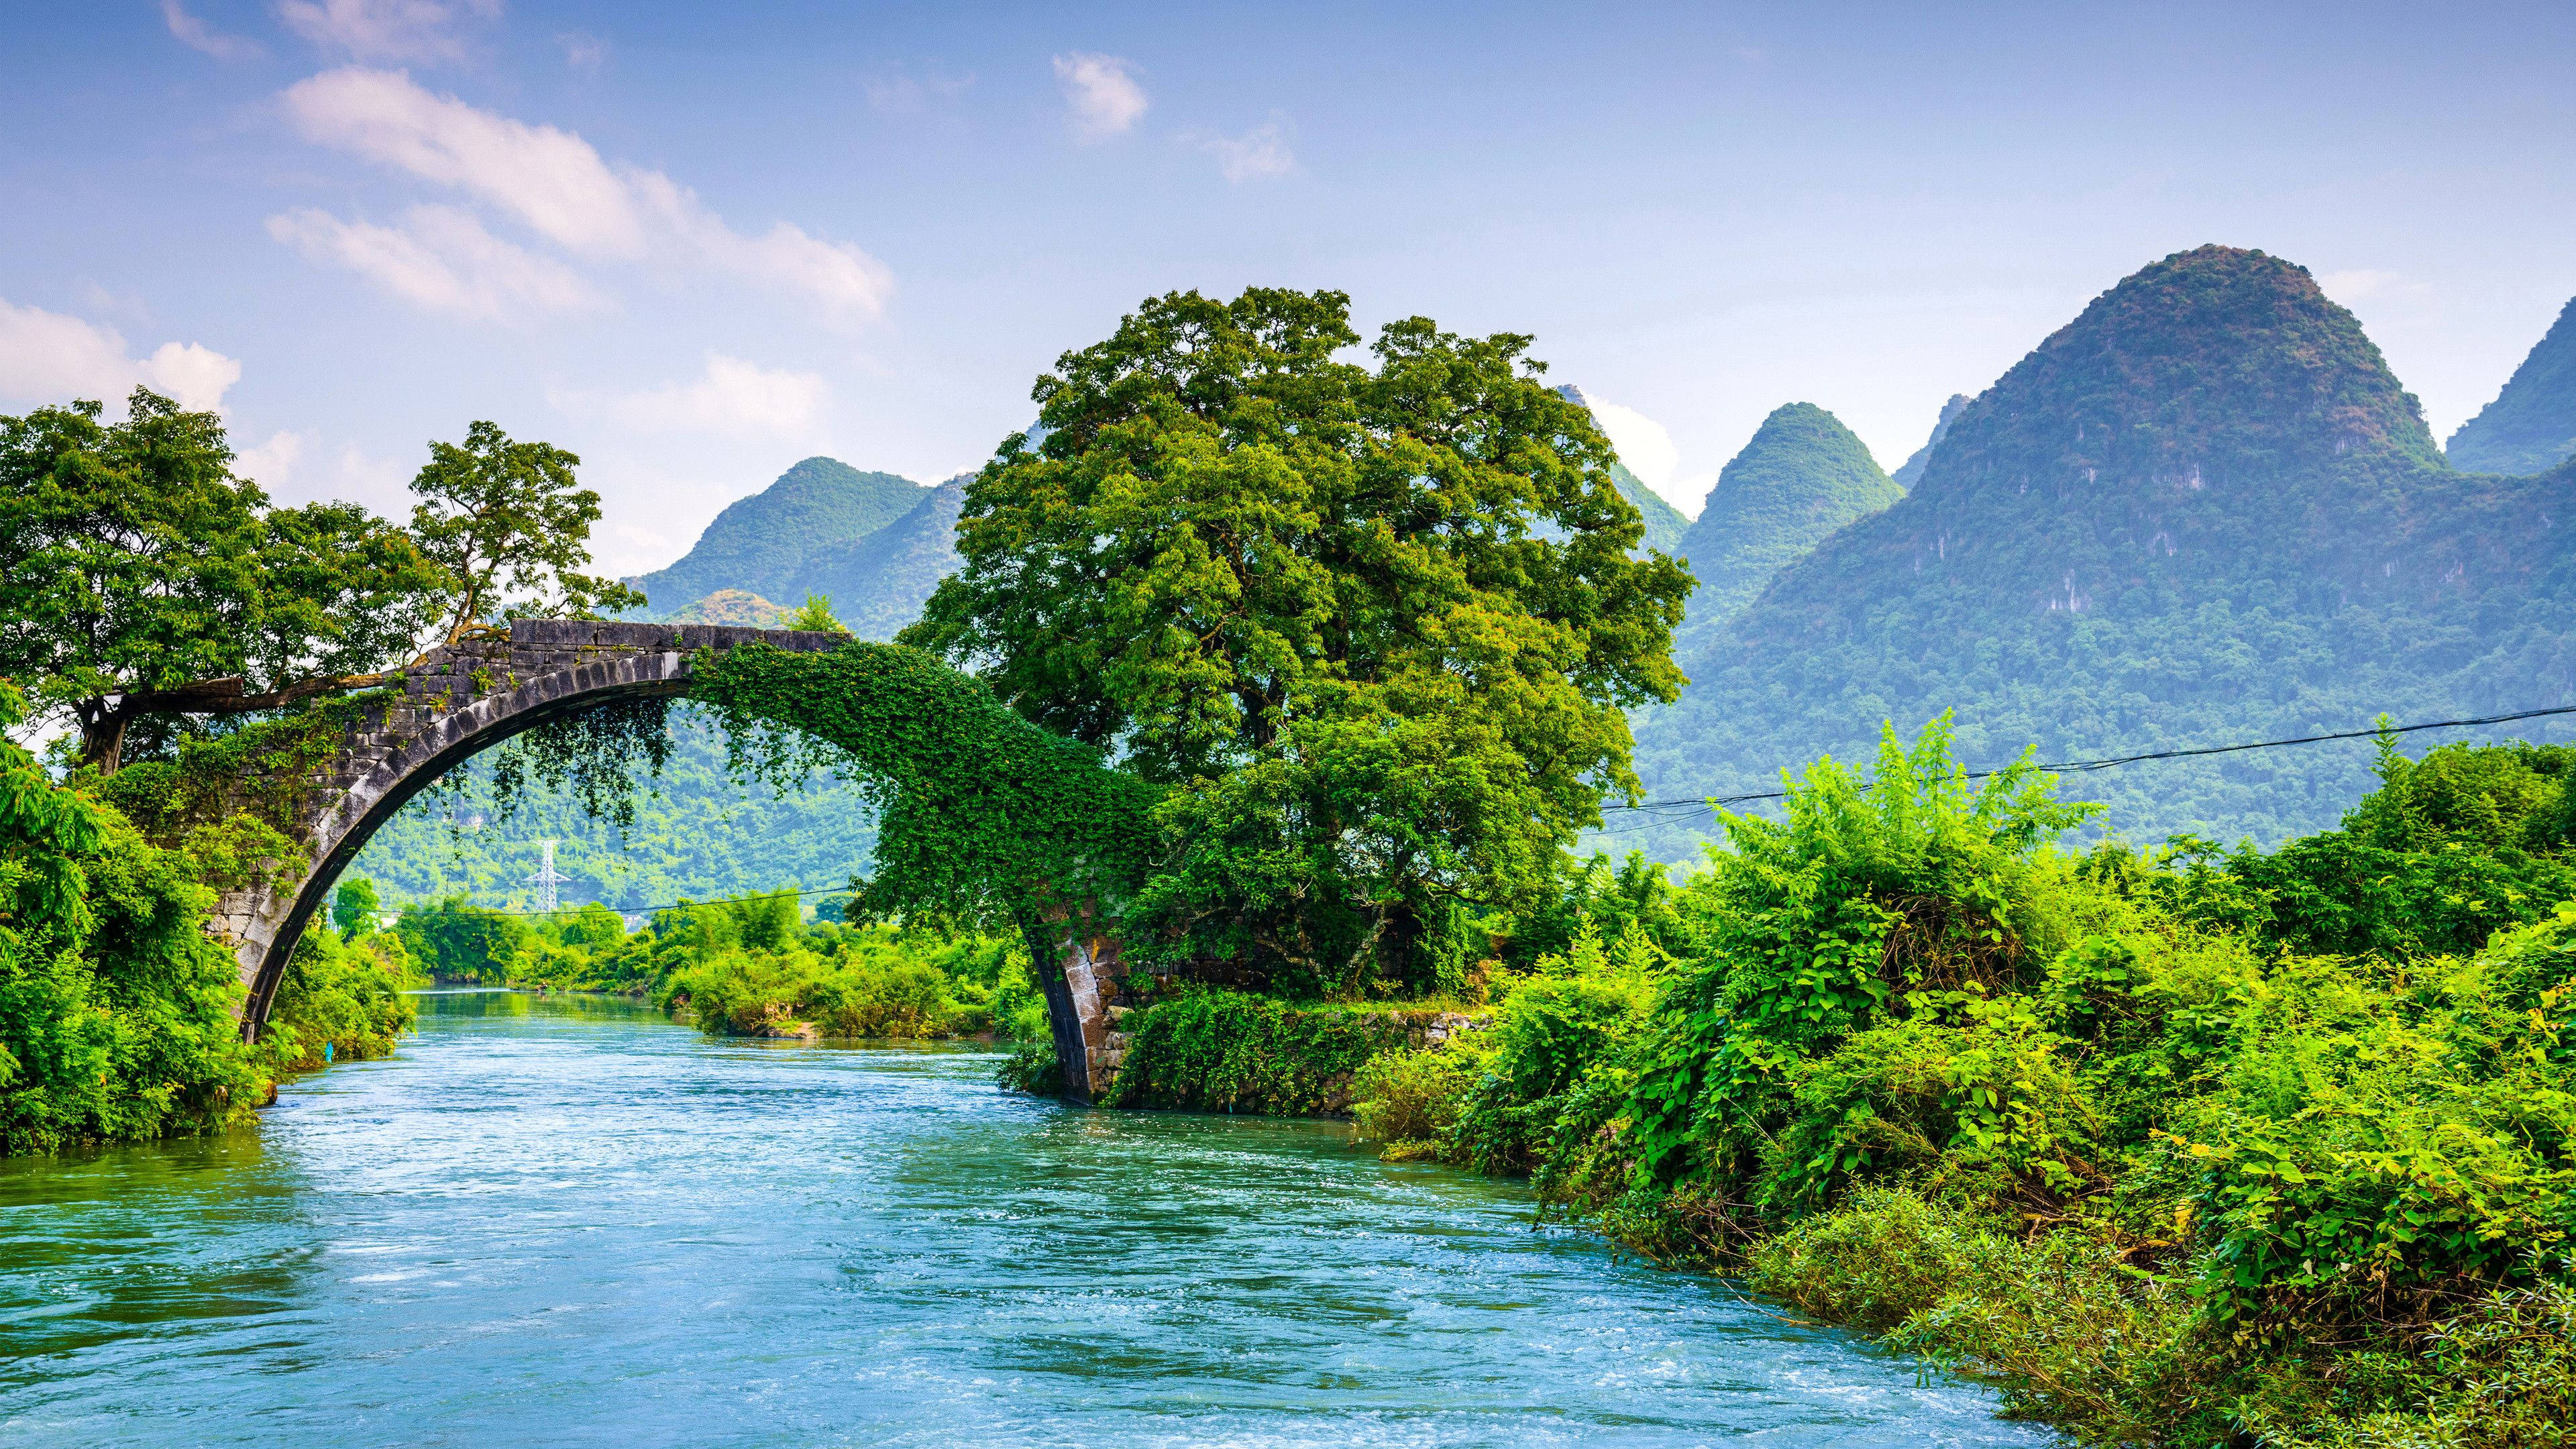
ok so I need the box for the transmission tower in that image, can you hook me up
[524,839,572,914]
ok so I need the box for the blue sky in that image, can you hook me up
[3,1,2571,578]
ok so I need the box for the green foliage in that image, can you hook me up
[1629,245,2576,854]
[641,898,1025,1042]
[397,896,532,982]
[1103,988,1421,1114]
[690,640,1161,938]
[2447,295,2576,476]
[333,876,380,941]
[0,388,440,771]
[904,285,1690,994]
[1348,1032,1490,1150]
[0,684,262,1152]
[407,419,641,639]
[783,592,848,634]
[257,924,418,1073]
[1671,401,1902,651]
[1424,714,2576,1445]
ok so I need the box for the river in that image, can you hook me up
[1,991,2054,1448]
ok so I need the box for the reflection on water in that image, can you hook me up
[0,992,2054,1448]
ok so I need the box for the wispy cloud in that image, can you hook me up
[863,66,973,116]
[162,0,264,60]
[0,297,241,414]
[554,354,828,439]
[267,204,608,319]
[277,0,502,64]
[1193,117,1294,182]
[274,68,894,321]
[557,31,606,74]
[1053,52,1146,142]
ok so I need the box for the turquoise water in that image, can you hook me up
[0,991,2053,1447]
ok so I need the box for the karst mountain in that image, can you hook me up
[1625,244,2576,851]
[2447,295,2576,476]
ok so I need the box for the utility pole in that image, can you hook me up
[524,839,571,915]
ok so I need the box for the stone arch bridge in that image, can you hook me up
[213,620,1132,1101]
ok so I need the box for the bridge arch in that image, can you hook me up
[213,619,1146,1101]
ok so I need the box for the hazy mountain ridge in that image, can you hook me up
[1890,393,1970,490]
[1554,384,1693,555]
[2447,296,2576,476]
[1625,244,2576,853]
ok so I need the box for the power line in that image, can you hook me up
[421,703,2576,915]
[1601,702,2576,822]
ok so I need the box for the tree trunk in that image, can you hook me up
[77,699,129,776]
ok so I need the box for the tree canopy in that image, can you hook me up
[408,420,641,640]
[0,390,441,771]
[900,286,1692,992]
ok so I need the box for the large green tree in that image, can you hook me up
[407,421,642,641]
[902,287,1692,991]
[0,390,441,772]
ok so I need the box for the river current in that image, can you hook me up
[1,991,2053,1447]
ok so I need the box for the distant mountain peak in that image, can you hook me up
[1671,401,1898,645]
[2447,296,2576,476]
[1551,383,1690,555]
[1890,393,1972,490]
[629,458,928,618]
[1626,244,2568,855]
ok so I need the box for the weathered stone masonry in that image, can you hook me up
[211,617,1146,1104]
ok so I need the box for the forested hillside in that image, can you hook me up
[627,458,930,615]
[1626,245,2576,853]
[2447,294,2576,475]
[346,706,873,910]
[1670,401,1900,654]
[792,476,965,639]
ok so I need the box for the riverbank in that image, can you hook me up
[1017,729,2576,1447]
[0,991,2048,1447]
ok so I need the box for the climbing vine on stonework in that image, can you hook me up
[88,688,401,847]
[689,641,1161,931]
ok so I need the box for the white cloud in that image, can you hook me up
[560,354,828,440]
[1194,119,1294,182]
[1588,398,1679,486]
[557,31,606,72]
[267,204,608,319]
[277,68,894,321]
[1053,52,1146,142]
[0,298,242,415]
[233,429,309,490]
[162,1,264,60]
[277,0,500,64]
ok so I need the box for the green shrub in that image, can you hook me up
[1103,988,1409,1114]
[2,688,263,1152]
[1350,1031,1489,1152]
[258,926,417,1072]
